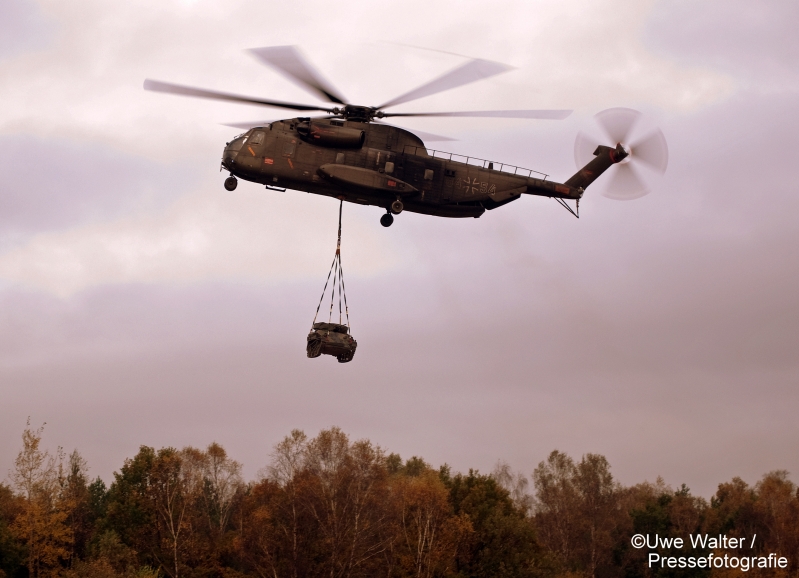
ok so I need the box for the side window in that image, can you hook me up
[282,141,296,156]
[250,131,265,145]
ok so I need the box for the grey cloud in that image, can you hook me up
[646,0,799,86]
[0,0,53,58]
[0,134,201,241]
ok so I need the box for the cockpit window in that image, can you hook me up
[250,131,265,145]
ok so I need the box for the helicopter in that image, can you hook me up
[144,46,668,227]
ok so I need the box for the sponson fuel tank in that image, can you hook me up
[318,164,418,195]
[297,120,365,149]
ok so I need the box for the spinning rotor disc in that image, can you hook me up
[574,107,669,200]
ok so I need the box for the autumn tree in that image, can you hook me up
[0,483,26,578]
[532,451,581,573]
[301,427,390,577]
[533,451,623,578]
[262,429,308,578]
[380,457,467,578]
[9,421,72,578]
[492,461,533,515]
[236,477,287,578]
[201,443,243,535]
[705,472,799,575]
[751,471,799,567]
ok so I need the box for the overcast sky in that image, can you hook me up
[1,0,797,498]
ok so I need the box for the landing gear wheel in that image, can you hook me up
[224,176,238,191]
[380,213,394,227]
[390,199,404,214]
[306,339,322,358]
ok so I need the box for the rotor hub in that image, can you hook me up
[337,105,377,122]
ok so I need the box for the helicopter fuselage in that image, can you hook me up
[221,118,585,219]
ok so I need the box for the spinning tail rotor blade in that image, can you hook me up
[630,128,669,173]
[596,107,640,144]
[604,163,649,200]
[143,79,335,112]
[381,109,572,120]
[377,58,513,110]
[248,45,348,105]
[574,130,602,168]
[573,107,669,200]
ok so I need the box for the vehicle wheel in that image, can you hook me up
[224,176,238,191]
[390,199,404,214]
[307,339,322,358]
[380,213,394,227]
[337,351,354,363]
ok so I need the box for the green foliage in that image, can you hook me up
[446,470,543,578]
[103,446,158,565]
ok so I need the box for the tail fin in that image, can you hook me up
[564,143,627,190]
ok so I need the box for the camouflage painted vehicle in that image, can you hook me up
[307,322,357,363]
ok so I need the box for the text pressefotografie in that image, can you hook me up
[648,553,787,571]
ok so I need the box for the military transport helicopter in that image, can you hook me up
[144,46,668,227]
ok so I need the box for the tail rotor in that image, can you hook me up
[575,107,669,200]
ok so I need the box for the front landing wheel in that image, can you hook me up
[224,176,238,191]
[380,213,394,227]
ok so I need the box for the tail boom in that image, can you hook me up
[564,143,627,190]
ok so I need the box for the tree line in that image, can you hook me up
[1,422,798,578]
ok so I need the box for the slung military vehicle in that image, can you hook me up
[144,46,668,226]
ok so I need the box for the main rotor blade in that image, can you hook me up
[377,58,513,110]
[595,107,640,145]
[374,121,456,142]
[222,115,337,130]
[604,163,650,200]
[143,79,335,112]
[221,120,276,129]
[381,109,572,120]
[248,45,348,105]
[630,128,669,173]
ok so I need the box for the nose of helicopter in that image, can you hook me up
[221,142,239,170]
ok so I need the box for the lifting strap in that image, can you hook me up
[312,200,351,329]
